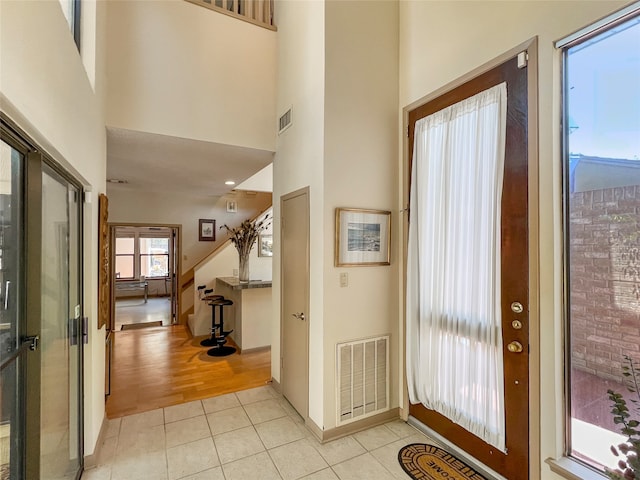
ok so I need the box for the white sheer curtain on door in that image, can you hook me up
[406,83,507,451]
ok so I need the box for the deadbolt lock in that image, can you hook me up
[511,320,523,330]
[510,302,524,314]
[507,341,523,353]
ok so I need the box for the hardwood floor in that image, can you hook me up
[105,325,272,418]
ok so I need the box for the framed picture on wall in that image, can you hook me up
[226,201,237,213]
[335,208,391,266]
[258,234,273,257]
[199,219,216,241]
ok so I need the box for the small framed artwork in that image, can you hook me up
[199,219,216,241]
[335,208,391,266]
[226,201,237,213]
[258,234,273,257]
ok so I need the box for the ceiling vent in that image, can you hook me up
[278,107,292,134]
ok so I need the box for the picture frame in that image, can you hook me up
[226,201,238,213]
[258,234,273,257]
[199,219,216,241]
[335,208,391,266]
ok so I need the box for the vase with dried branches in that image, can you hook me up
[220,214,271,282]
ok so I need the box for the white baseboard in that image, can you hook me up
[308,408,400,444]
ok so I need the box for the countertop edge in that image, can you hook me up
[216,277,273,290]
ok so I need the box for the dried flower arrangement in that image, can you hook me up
[220,214,271,281]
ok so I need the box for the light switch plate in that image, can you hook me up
[340,272,348,287]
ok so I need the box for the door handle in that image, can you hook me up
[292,312,306,321]
[507,341,523,353]
[23,335,39,351]
[4,281,10,310]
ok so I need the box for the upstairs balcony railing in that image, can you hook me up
[186,0,275,30]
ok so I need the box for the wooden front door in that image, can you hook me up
[407,51,531,480]
[280,187,310,417]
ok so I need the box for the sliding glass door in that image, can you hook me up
[39,165,83,480]
[0,137,26,480]
[1,121,83,480]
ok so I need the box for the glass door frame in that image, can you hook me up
[0,122,28,480]
[1,116,85,480]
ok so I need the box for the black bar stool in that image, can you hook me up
[200,290,225,347]
[207,298,236,357]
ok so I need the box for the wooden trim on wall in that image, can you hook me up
[180,305,194,325]
[97,194,109,330]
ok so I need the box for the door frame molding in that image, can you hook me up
[107,222,182,327]
[279,186,310,420]
[400,38,540,479]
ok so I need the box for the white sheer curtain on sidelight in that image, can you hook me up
[406,83,507,451]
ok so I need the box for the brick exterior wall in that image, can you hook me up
[570,186,640,383]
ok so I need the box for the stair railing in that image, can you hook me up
[185,0,275,30]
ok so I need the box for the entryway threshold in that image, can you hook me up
[407,416,508,480]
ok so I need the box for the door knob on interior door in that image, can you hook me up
[292,312,306,321]
[507,341,523,353]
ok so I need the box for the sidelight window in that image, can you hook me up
[560,8,640,474]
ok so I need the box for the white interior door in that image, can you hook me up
[280,188,309,417]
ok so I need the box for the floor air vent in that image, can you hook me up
[337,335,389,425]
[278,107,292,134]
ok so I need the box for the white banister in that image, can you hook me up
[185,0,276,31]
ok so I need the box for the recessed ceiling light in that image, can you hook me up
[225,180,236,185]
[107,178,128,184]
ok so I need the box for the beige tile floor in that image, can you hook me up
[82,385,433,480]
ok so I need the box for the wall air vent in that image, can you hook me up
[278,107,292,134]
[336,335,389,425]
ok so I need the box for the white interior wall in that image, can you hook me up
[272,0,326,424]
[106,0,276,151]
[322,0,399,430]
[0,0,107,457]
[398,1,629,478]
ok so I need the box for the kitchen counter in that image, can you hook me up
[215,277,272,352]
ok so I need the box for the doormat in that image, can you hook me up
[398,444,487,480]
[121,321,163,330]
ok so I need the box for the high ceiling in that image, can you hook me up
[106,127,274,197]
